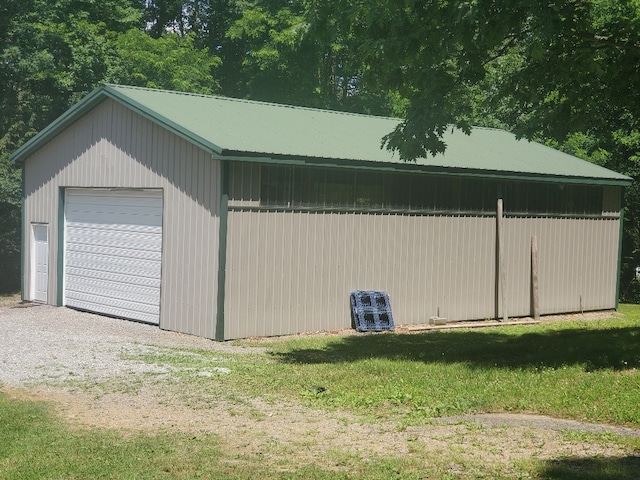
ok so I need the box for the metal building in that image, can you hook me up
[10,84,631,340]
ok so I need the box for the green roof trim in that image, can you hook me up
[10,84,632,186]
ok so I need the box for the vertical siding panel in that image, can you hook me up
[407,215,417,321]
[426,217,436,317]
[185,143,196,334]
[573,219,582,310]
[566,218,575,311]
[408,216,418,321]
[557,219,567,312]
[332,213,343,324]
[253,211,263,335]
[397,215,406,322]
[586,221,594,309]
[278,210,288,335]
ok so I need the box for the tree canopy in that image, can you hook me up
[339,0,640,161]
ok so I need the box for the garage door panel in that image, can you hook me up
[67,293,160,315]
[68,192,163,208]
[66,278,160,306]
[65,210,162,226]
[66,297,159,325]
[65,267,161,288]
[66,224,163,242]
[67,248,161,276]
[65,244,162,265]
[65,189,163,324]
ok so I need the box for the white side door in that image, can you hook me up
[31,224,49,302]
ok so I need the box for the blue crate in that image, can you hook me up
[350,290,394,332]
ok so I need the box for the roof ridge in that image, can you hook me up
[102,83,398,121]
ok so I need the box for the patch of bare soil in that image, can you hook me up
[4,382,637,474]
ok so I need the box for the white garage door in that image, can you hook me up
[64,189,163,324]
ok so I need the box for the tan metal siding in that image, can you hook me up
[23,99,221,339]
[224,211,497,339]
[503,217,619,316]
[225,210,621,339]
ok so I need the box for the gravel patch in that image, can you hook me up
[0,303,262,387]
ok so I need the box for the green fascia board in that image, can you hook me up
[10,84,632,187]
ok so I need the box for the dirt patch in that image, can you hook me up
[4,382,637,473]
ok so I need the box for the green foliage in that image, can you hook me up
[342,0,640,160]
[224,2,315,104]
[0,159,21,292]
[108,29,220,93]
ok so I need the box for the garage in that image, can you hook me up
[12,85,631,340]
[64,189,163,324]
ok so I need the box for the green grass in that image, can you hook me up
[0,393,221,479]
[187,305,640,427]
[0,291,20,307]
[1,393,638,480]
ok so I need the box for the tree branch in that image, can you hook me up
[573,31,640,50]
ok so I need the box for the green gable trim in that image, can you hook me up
[10,88,105,164]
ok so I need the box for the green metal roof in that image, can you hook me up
[10,84,631,186]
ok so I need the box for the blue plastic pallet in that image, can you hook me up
[350,290,395,332]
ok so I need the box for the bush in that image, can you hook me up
[0,160,21,293]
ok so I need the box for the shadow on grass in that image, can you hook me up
[270,327,640,371]
[540,455,640,480]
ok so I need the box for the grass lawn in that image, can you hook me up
[2,305,640,479]
[223,304,640,427]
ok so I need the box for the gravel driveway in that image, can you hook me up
[0,302,254,387]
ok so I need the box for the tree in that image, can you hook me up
[107,29,220,93]
[342,0,640,161]
[1,0,144,158]
[0,160,21,292]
